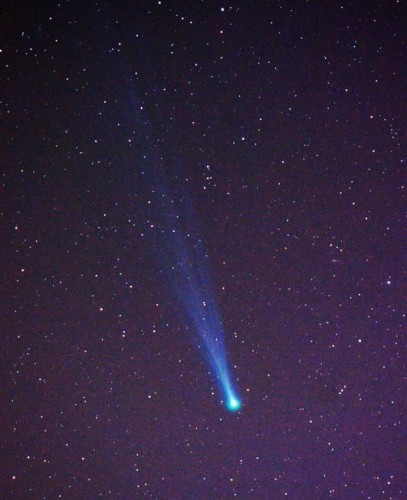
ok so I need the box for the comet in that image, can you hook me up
[129,87,241,411]
[140,158,242,412]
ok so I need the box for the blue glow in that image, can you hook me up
[130,90,241,411]
[225,387,242,412]
[168,232,242,411]
[227,396,242,412]
[141,160,241,411]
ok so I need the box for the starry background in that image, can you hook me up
[1,1,406,498]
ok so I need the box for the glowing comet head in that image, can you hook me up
[226,395,242,412]
[217,370,241,412]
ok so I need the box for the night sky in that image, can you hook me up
[1,1,406,498]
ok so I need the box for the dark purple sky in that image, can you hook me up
[1,1,406,498]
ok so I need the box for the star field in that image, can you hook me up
[1,1,406,498]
